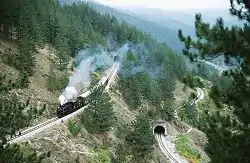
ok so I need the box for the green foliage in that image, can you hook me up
[88,71,102,90]
[183,75,204,88]
[0,94,48,162]
[194,103,250,163]
[75,155,80,163]
[208,74,233,108]
[209,85,224,108]
[0,0,152,89]
[18,35,36,76]
[175,134,201,163]
[178,0,250,162]
[189,92,196,101]
[118,48,182,115]
[0,73,18,91]
[0,143,49,163]
[113,143,132,163]
[118,74,143,109]
[67,120,82,137]
[0,96,41,139]
[125,114,156,162]
[82,85,115,134]
[179,101,199,126]
[0,71,48,162]
[18,71,30,88]
[115,122,131,140]
[94,149,111,163]
[1,48,21,70]
[191,63,212,80]
[47,69,68,92]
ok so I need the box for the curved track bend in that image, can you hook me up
[8,63,120,144]
[159,87,204,163]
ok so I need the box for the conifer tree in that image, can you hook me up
[178,1,250,162]
[125,114,156,162]
[0,94,49,162]
[82,85,115,133]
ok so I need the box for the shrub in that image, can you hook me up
[47,69,68,92]
[67,120,82,137]
[183,75,204,88]
[175,134,201,163]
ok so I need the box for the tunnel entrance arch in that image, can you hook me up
[151,120,167,136]
[154,125,165,134]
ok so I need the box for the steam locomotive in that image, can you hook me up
[56,79,109,118]
[56,55,118,118]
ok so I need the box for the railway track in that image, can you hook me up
[10,118,59,140]
[8,62,119,143]
[157,134,179,163]
[161,87,204,162]
[189,88,202,105]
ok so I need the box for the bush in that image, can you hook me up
[209,85,223,108]
[183,75,204,88]
[189,92,196,101]
[67,120,82,137]
[94,149,111,163]
[47,69,68,92]
[175,134,201,163]
[88,71,102,89]
[179,101,199,126]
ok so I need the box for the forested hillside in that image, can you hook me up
[178,0,250,162]
[2,0,249,162]
[0,0,189,162]
[88,2,187,51]
[60,0,187,51]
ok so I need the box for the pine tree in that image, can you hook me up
[18,34,36,76]
[125,114,156,162]
[54,31,70,71]
[0,143,49,163]
[81,85,115,133]
[0,94,49,162]
[18,71,30,88]
[178,1,250,162]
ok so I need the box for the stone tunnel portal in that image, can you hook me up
[154,125,165,134]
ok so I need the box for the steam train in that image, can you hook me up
[56,55,118,118]
[56,79,109,118]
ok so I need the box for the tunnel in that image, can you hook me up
[154,125,165,134]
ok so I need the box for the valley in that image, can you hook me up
[0,0,249,163]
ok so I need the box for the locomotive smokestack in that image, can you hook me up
[59,86,78,106]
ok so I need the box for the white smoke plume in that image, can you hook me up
[68,58,93,87]
[59,43,130,106]
[59,61,92,105]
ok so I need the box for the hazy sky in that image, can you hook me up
[95,0,231,10]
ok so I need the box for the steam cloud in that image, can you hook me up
[68,59,92,87]
[117,42,166,79]
[59,43,130,105]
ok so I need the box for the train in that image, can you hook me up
[56,55,118,118]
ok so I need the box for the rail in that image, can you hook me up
[7,62,119,143]
[157,134,179,163]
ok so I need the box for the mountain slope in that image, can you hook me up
[117,7,241,27]
[117,7,196,37]
[87,2,187,51]
[60,0,190,51]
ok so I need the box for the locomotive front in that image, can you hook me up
[57,86,78,118]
